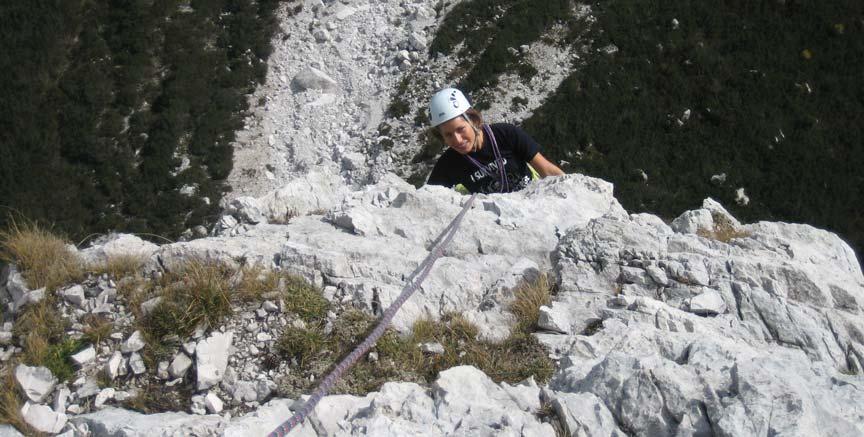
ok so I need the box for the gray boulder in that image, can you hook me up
[291,67,338,93]
[78,234,158,267]
[196,331,233,390]
[14,364,57,403]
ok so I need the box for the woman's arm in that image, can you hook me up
[529,153,565,177]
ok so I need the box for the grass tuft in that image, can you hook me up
[41,338,86,382]
[281,275,329,323]
[510,274,553,331]
[13,298,67,367]
[92,254,147,279]
[277,274,557,398]
[81,314,114,346]
[697,212,751,243]
[234,265,280,303]
[276,326,329,366]
[0,219,84,291]
[140,260,233,342]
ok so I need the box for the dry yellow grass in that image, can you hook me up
[92,254,147,279]
[234,265,281,302]
[81,314,114,345]
[697,213,751,243]
[0,219,84,291]
[140,259,234,342]
[278,307,555,398]
[13,299,65,366]
[510,274,553,331]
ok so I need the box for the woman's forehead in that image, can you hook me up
[439,117,469,133]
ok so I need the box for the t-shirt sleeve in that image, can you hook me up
[426,154,455,187]
[504,124,540,162]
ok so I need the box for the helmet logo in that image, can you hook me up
[449,90,461,108]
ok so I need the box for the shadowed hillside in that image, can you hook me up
[0,0,290,240]
[524,0,864,260]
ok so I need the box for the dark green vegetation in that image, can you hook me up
[0,0,290,241]
[431,0,864,261]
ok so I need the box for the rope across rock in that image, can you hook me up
[268,193,478,436]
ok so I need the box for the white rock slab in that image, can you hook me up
[105,351,123,380]
[71,345,96,366]
[14,364,57,403]
[71,407,226,436]
[21,402,67,434]
[195,331,233,390]
[169,353,193,379]
[204,393,223,414]
[688,289,727,315]
[121,330,146,353]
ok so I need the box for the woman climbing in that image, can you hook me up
[425,88,564,194]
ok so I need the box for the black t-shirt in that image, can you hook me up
[426,123,540,194]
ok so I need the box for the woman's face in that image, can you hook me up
[438,116,476,155]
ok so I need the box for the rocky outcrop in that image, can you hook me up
[3,173,864,435]
[157,174,625,340]
[538,198,864,436]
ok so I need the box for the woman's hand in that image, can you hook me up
[530,153,565,177]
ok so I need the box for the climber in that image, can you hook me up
[425,88,564,194]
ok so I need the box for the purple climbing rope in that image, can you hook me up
[464,124,509,193]
[268,193,478,436]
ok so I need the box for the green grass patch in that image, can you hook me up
[139,260,233,343]
[281,275,329,324]
[277,276,556,398]
[42,338,87,382]
[13,298,68,369]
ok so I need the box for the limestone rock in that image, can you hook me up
[420,342,445,355]
[21,402,67,434]
[95,388,115,409]
[204,393,223,414]
[547,391,624,437]
[1,265,29,306]
[71,408,227,436]
[71,346,96,366]
[105,351,123,381]
[688,289,727,315]
[60,285,86,307]
[228,197,265,225]
[0,424,24,437]
[169,353,193,379]
[54,385,71,413]
[76,379,100,399]
[140,297,162,316]
[14,364,57,403]
[538,312,575,344]
[121,330,146,353]
[195,331,233,390]
[129,353,146,375]
[78,233,158,267]
[292,67,338,93]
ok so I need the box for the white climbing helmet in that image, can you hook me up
[428,88,471,127]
